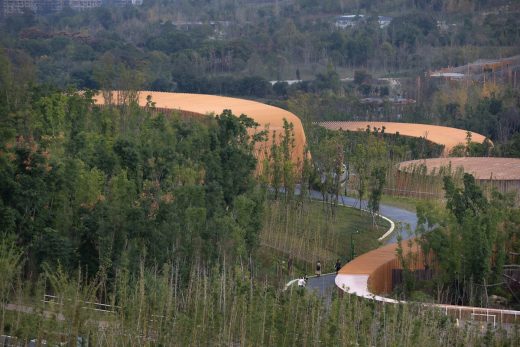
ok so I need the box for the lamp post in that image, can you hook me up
[350,230,359,261]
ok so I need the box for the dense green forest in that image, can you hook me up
[0,83,265,279]
[1,0,520,344]
[395,174,520,308]
[2,0,518,87]
[1,0,519,152]
[1,69,511,346]
[0,0,520,152]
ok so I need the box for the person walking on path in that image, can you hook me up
[335,259,341,274]
[316,260,321,277]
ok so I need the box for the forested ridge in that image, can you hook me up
[1,0,520,345]
[2,0,520,153]
[2,0,518,88]
[0,84,266,276]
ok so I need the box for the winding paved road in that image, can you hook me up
[304,190,417,296]
[308,190,417,236]
[302,191,520,330]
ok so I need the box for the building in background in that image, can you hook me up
[68,0,101,11]
[335,14,365,29]
[1,0,38,16]
[335,14,392,29]
[1,0,139,17]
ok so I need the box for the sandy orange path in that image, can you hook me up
[320,121,488,154]
[92,91,307,166]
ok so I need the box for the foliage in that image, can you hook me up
[260,199,388,280]
[415,174,520,307]
[349,129,388,209]
[0,88,263,279]
[2,2,520,154]
[3,253,517,346]
[368,166,386,216]
[1,1,520,341]
[0,237,23,335]
[1,1,518,90]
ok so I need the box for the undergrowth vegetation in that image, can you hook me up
[2,250,519,346]
[260,199,388,277]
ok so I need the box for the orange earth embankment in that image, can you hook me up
[398,157,520,181]
[336,240,520,324]
[397,157,520,199]
[92,91,308,169]
[320,121,488,155]
[338,240,426,295]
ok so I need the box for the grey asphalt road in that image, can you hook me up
[305,273,337,299]
[304,189,418,296]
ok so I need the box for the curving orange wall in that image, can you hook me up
[398,157,520,181]
[337,239,520,324]
[320,121,488,155]
[92,91,308,171]
[339,240,426,295]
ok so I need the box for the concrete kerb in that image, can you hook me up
[284,279,300,290]
[335,199,396,242]
[309,195,397,242]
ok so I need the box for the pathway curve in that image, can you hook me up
[308,190,417,240]
[301,190,417,297]
[299,192,520,326]
[301,121,519,326]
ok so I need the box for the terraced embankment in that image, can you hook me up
[335,236,520,325]
[319,121,488,155]
[398,157,520,199]
[93,91,308,170]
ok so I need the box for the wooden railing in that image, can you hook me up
[42,294,120,313]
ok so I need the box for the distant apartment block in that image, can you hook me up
[1,0,139,17]
[109,0,141,6]
[1,0,38,16]
[335,14,392,29]
[68,0,101,11]
[377,16,392,28]
[335,14,365,29]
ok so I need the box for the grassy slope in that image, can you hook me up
[379,194,421,212]
[344,188,428,213]
[258,199,390,281]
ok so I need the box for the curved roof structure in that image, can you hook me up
[92,91,307,167]
[398,157,520,181]
[319,121,488,154]
[335,238,520,322]
[335,240,422,302]
[338,242,401,276]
